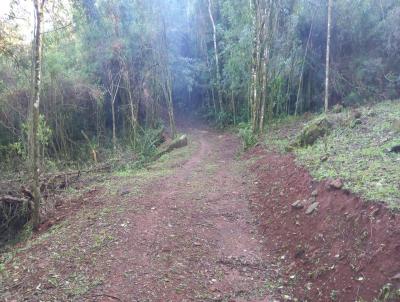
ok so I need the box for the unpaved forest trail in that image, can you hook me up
[97,128,272,301]
[3,125,400,302]
[2,127,275,302]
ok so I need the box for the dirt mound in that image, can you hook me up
[246,146,400,301]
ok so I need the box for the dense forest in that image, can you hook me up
[1,0,399,166]
[1,1,400,301]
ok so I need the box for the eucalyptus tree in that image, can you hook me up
[249,0,282,133]
[207,0,223,113]
[324,0,333,112]
[31,0,45,229]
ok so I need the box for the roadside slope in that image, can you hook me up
[247,146,400,301]
[266,100,400,208]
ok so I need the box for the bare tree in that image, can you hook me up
[106,68,122,151]
[121,58,139,145]
[324,0,333,112]
[30,0,45,229]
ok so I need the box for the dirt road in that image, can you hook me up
[1,128,275,301]
[97,129,273,301]
[3,126,399,302]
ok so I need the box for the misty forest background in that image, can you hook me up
[0,0,399,174]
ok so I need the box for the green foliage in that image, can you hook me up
[38,115,52,148]
[238,122,257,150]
[202,109,234,129]
[21,114,52,150]
[293,115,332,147]
[295,101,400,208]
[1,0,400,169]
[0,142,24,159]
[0,141,26,171]
[263,101,400,208]
[220,0,252,93]
[344,91,364,107]
[214,111,234,129]
[132,127,164,160]
[374,283,400,302]
[0,199,32,245]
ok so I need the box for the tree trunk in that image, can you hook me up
[165,75,176,138]
[231,90,236,125]
[128,93,138,147]
[159,19,177,138]
[324,0,333,113]
[111,99,116,150]
[120,60,139,147]
[250,0,259,133]
[251,0,271,134]
[126,77,138,146]
[107,69,121,152]
[259,51,267,133]
[206,51,217,114]
[30,0,45,230]
[208,0,223,112]
[295,15,314,115]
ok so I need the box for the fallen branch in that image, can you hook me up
[91,294,122,301]
[0,195,28,204]
[154,134,188,160]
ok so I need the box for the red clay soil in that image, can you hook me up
[246,146,400,301]
[91,130,274,302]
[2,128,400,302]
[1,129,274,302]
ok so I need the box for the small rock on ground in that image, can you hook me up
[327,179,343,190]
[391,272,400,280]
[305,202,319,215]
[292,200,304,209]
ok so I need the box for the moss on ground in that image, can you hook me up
[265,114,316,153]
[265,100,400,209]
[292,115,332,148]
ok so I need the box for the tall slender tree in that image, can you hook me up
[250,0,275,133]
[324,0,333,112]
[106,67,122,152]
[208,0,223,112]
[31,0,45,229]
[160,19,177,138]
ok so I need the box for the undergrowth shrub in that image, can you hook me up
[0,199,31,245]
[201,109,233,129]
[132,127,165,159]
[238,122,257,150]
[0,142,26,171]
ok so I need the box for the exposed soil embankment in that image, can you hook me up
[247,146,400,301]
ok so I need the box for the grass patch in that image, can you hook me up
[63,272,103,297]
[265,114,316,153]
[265,101,400,208]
